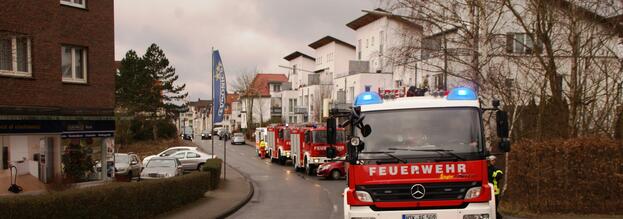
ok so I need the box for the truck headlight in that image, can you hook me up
[355,191,373,202]
[463,214,489,219]
[464,187,482,199]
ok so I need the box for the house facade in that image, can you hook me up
[0,0,115,190]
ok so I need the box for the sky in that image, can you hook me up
[115,0,381,101]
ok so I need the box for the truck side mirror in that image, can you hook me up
[361,124,372,137]
[327,117,337,145]
[326,146,337,159]
[496,110,509,138]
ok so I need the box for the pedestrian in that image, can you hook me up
[488,155,504,219]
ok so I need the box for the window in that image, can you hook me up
[506,33,541,54]
[187,152,200,158]
[358,40,362,60]
[366,39,369,48]
[173,152,186,159]
[371,36,375,47]
[433,74,445,90]
[271,83,281,92]
[379,31,384,54]
[292,64,297,75]
[0,36,31,77]
[61,45,87,83]
[60,0,86,8]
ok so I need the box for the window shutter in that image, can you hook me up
[506,33,514,53]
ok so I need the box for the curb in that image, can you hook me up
[214,163,255,219]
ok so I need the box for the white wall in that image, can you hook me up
[314,42,355,78]
[288,56,315,89]
[333,73,393,104]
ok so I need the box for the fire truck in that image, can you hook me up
[328,87,510,219]
[266,125,292,165]
[290,126,347,175]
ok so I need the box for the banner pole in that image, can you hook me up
[211,47,215,160]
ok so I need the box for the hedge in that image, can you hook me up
[0,172,212,219]
[203,158,223,190]
[502,137,623,215]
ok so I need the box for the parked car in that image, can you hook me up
[316,161,345,180]
[170,150,215,171]
[114,153,142,181]
[231,133,245,145]
[201,130,212,140]
[140,157,184,180]
[142,146,198,166]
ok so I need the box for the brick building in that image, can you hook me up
[0,0,115,191]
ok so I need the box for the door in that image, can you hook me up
[185,152,202,170]
[39,138,54,183]
[172,152,190,170]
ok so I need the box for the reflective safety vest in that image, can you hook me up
[259,141,266,149]
[492,169,503,195]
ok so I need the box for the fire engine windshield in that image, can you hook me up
[313,130,345,144]
[360,107,483,159]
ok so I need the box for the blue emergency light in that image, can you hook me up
[354,91,383,106]
[447,87,478,100]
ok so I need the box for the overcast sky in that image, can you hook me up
[115,0,381,101]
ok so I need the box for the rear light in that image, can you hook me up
[355,191,373,202]
[464,187,482,199]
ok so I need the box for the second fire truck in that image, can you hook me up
[290,126,347,175]
[266,125,292,165]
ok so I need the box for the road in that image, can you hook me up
[197,139,346,219]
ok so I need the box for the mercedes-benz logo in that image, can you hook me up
[410,184,426,199]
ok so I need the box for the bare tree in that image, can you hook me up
[232,70,258,132]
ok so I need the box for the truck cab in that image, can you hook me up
[340,87,510,219]
[291,126,347,175]
[267,125,291,165]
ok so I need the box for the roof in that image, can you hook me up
[346,8,423,31]
[284,51,315,61]
[247,74,288,97]
[308,35,355,49]
[225,93,239,114]
[188,99,211,110]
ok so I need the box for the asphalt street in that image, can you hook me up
[197,139,346,219]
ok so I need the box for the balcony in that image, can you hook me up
[271,107,282,116]
[294,107,308,114]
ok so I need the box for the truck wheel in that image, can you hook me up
[279,156,287,165]
[330,170,341,180]
[305,160,315,176]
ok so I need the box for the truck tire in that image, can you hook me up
[305,159,315,176]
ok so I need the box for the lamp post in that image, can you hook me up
[362,10,449,90]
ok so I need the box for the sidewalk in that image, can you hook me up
[158,164,254,219]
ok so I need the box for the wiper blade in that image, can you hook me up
[388,148,465,161]
[360,151,408,163]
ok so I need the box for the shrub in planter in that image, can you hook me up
[0,172,212,219]
[202,158,223,189]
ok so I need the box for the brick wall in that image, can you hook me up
[0,0,115,113]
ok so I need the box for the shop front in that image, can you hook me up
[0,119,114,194]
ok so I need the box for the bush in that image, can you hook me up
[202,158,223,189]
[128,119,178,141]
[0,172,212,219]
[502,137,623,215]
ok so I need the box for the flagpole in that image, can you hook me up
[211,47,215,160]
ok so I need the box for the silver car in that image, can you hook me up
[140,157,183,180]
[114,153,142,181]
[231,133,245,145]
[170,150,214,171]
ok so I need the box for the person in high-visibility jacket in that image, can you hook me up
[488,155,504,219]
[259,139,267,158]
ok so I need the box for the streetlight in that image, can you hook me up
[362,9,449,90]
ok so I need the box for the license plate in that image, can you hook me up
[402,214,436,219]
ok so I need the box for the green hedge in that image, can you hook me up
[203,158,223,190]
[0,172,212,219]
[502,137,623,215]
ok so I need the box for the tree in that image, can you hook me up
[233,71,258,134]
[115,44,188,141]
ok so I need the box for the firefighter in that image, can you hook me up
[488,155,504,219]
[259,139,267,158]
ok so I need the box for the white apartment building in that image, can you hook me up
[333,9,424,105]
[282,51,315,124]
[178,99,211,135]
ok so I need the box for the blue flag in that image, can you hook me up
[212,50,227,123]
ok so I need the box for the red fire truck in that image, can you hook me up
[266,125,292,165]
[331,87,510,219]
[290,126,347,175]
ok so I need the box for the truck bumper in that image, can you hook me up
[280,150,292,159]
[344,189,496,219]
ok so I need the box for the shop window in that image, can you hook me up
[62,137,108,182]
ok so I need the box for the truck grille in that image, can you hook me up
[357,181,480,202]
